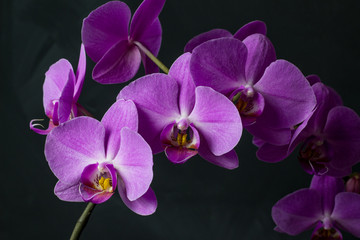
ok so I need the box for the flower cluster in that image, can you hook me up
[30,0,360,238]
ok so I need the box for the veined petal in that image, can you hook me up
[272,189,323,235]
[191,38,247,96]
[168,53,195,116]
[310,175,344,215]
[54,181,83,202]
[81,1,130,62]
[184,29,232,53]
[58,71,75,123]
[45,117,105,184]
[117,73,180,153]
[101,99,138,160]
[331,192,360,237]
[253,59,316,129]
[92,40,141,84]
[243,34,276,84]
[233,20,267,41]
[189,86,242,156]
[74,44,86,101]
[118,179,157,216]
[323,106,360,170]
[113,128,153,201]
[43,59,73,117]
[130,0,165,41]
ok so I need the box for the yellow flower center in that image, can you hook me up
[98,176,112,191]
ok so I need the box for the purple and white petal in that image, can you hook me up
[81,1,130,62]
[233,20,267,41]
[184,29,232,53]
[45,117,106,184]
[54,181,83,202]
[191,38,248,96]
[189,86,242,156]
[92,40,141,84]
[74,44,86,101]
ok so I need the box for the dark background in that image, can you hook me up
[2,0,360,239]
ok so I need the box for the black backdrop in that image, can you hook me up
[2,0,360,239]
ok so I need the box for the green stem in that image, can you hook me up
[134,41,169,74]
[70,202,96,240]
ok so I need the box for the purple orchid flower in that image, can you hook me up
[256,79,360,177]
[190,37,316,146]
[184,20,267,53]
[30,44,86,135]
[81,0,165,84]
[45,99,156,215]
[117,53,242,169]
[272,175,360,239]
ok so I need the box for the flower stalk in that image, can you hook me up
[134,41,169,74]
[70,202,96,240]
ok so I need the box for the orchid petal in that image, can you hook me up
[130,0,165,41]
[81,1,130,62]
[74,44,86,101]
[189,86,242,156]
[256,143,289,163]
[80,184,114,204]
[184,29,232,53]
[30,119,56,135]
[243,34,276,84]
[253,59,316,129]
[191,38,247,96]
[92,39,141,84]
[54,181,83,202]
[272,189,322,235]
[113,128,153,201]
[58,71,75,123]
[165,147,198,164]
[118,179,157,216]
[306,74,321,85]
[246,125,291,146]
[168,53,195,116]
[45,117,105,184]
[233,20,267,41]
[101,99,138,160]
[117,73,180,153]
[199,147,239,170]
[331,192,360,237]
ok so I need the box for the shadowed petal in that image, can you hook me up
[130,0,165,41]
[253,60,316,129]
[233,20,267,41]
[191,38,247,96]
[331,192,360,237]
[272,189,322,235]
[246,125,291,146]
[113,128,153,201]
[168,53,195,116]
[54,181,83,202]
[118,179,157,216]
[243,34,276,84]
[101,99,138,160]
[256,143,289,163]
[92,40,141,84]
[189,86,242,156]
[199,147,239,170]
[74,44,86,101]
[118,73,180,153]
[81,1,130,62]
[306,74,321,85]
[58,71,75,123]
[184,29,232,53]
[45,117,105,184]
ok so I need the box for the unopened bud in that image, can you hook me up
[346,172,360,194]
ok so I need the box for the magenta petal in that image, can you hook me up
[253,59,316,129]
[130,0,165,41]
[118,73,180,153]
[58,71,75,123]
[165,147,198,164]
[92,40,141,84]
[191,38,247,96]
[43,59,73,117]
[74,44,86,101]
[80,184,114,204]
[45,117,106,184]
[189,86,242,156]
[323,106,360,170]
[256,143,289,163]
[118,179,157,216]
[331,192,360,237]
[243,34,276,84]
[101,99,138,160]
[306,74,321,85]
[30,119,56,135]
[168,53,195,116]
[199,147,239,170]
[81,1,130,62]
[113,128,153,201]
[184,29,232,53]
[54,181,83,202]
[272,189,322,235]
[310,175,344,214]
[246,125,291,146]
[233,20,267,41]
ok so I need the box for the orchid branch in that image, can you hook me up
[134,41,169,74]
[70,202,96,240]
